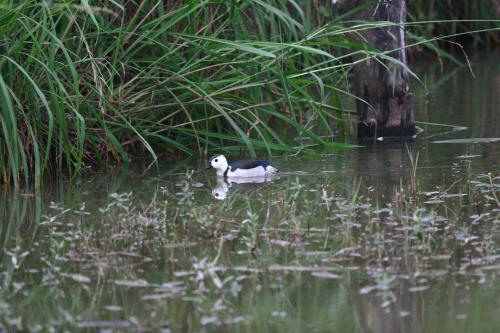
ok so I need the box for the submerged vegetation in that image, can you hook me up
[0,153,499,331]
[1,1,498,186]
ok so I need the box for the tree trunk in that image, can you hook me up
[339,0,415,140]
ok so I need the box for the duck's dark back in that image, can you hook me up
[230,160,270,170]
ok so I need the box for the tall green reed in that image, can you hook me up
[0,0,361,186]
[0,1,497,187]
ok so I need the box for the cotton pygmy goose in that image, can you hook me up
[205,155,278,177]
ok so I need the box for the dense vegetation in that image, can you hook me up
[0,0,498,186]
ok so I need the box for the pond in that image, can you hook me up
[1,54,499,332]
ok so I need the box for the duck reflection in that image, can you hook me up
[211,176,277,200]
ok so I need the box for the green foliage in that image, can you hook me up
[0,0,497,186]
[0,0,361,186]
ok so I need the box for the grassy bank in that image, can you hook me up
[0,1,498,186]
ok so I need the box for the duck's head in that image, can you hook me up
[205,154,228,172]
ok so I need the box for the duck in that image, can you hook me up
[205,154,278,178]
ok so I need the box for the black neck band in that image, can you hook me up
[224,166,229,177]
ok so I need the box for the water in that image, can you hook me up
[1,55,499,332]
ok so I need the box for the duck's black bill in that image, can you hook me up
[204,165,213,170]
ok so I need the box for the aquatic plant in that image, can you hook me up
[1,160,500,331]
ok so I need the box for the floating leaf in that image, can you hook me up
[408,286,430,292]
[432,138,500,144]
[113,279,150,287]
[61,273,91,284]
[311,271,341,279]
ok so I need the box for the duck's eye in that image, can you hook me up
[215,193,219,197]
[214,159,218,162]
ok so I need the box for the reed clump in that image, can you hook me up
[1,1,498,186]
[0,0,364,186]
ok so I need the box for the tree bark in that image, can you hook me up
[339,0,415,140]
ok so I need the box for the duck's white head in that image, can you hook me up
[205,154,229,176]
